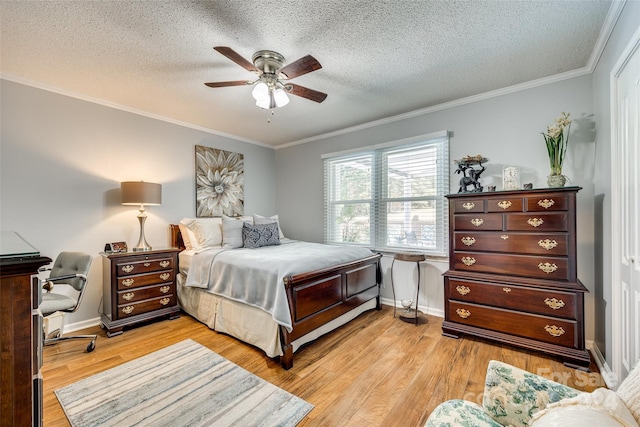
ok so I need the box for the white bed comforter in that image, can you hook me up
[184,241,375,332]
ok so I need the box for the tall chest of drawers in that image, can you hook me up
[101,248,180,337]
[443,187,590,369]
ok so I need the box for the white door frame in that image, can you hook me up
[610,25,640,388]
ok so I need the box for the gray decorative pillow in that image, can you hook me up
[242,222,280,249]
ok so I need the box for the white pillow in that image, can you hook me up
[530,388,638,427]
[253,213,285,239]
[616,361,640,425]
[180,217,223,250]
[177,223,194,251]
[222,215,252,249]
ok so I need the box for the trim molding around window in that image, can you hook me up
[323,130,449,256]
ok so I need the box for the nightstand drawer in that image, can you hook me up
[452,199,485,213]
[448,301,578,348]
[506,213,568,232]
[453,214,503,230]
[453,232,569,255]
[117,270,173,290]
[446,278,577,319]
[486,197,523,212]
[117,295,176,318]
[115,257,174,277]
[117,283,174,304]
[527,195,569,211]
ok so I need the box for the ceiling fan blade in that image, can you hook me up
[213,47,260,73]
[279,55,322,80]
[285,84,327,103]
[205,80,253,88]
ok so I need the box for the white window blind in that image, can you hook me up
[323,131,449,256]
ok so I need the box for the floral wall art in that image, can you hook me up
[195,145,244,217]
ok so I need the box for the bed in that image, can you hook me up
[169,216,381,369]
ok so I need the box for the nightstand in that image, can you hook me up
[100,248,180,337]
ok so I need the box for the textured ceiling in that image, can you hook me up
[0,0,613,148]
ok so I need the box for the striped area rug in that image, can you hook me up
[55,339,313,426]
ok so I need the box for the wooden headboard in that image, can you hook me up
[169,224,186,251]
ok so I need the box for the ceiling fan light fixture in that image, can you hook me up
[273,88,289,107]
[251,81,269,102]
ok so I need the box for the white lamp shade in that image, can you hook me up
[121,181,162,206]
[273,88,289,107]
[252,82,269,101]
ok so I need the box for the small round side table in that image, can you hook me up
[391,252,426,325]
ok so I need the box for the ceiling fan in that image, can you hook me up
[205,46,327,109]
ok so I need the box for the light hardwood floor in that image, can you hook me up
[43,306,603,426]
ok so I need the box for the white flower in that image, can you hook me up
[196,148,244,217]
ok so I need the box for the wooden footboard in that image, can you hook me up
[169,224,382,369]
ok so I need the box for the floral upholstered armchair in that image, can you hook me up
[425,360,640,427]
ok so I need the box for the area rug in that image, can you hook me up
[55,339,313,426]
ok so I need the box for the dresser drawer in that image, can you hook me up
[115,257,174,277]
[452,252,570,280]
[452,199,485,213]
[117,270,174,290]
[506,213,568,232]
[117,295,176,319]
[453,213,503,231]
[486,197,523,212]
[117,283,174,304]
[448,301,578,348]
[453,232,569,256]
[526,195,569,212]
[446,278,577,319]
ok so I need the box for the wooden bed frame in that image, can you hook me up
[170,224,382,369]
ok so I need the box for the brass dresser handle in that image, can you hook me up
[527,218,544,227]
[160,285,170,294]
[144,262,151,267]
[544,297,565,310]
[159,297,170,306]
[544,325,565,337]
[462,202,475,210]
[538,199,555,209]
[498,200,512,209]
[159,273,171,281]
[461,236,476,246]
[456,308,471,319]
[461,257,476,266]
[500,235,509,240]
[159,260,170,268]
[456,285,471,295]
[502,287,512,293]
[538,239,558,250]
[471,218,484,227]
[122,278,135,287]
[538,262,558,273]
[121,265,134,273]
[122,306,134,315]
[122,292,135,301]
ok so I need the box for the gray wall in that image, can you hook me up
[591,0,640,365]
[275,75,598,339]
[1,79,277,328]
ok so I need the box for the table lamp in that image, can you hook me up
[121,181,162,252]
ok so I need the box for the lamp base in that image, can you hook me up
[133,210,152,252]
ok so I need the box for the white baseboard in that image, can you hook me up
[589,340,618,388]
[380,297,445,319]
[63,317,102,334]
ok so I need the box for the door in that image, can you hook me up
[612,28,640,385]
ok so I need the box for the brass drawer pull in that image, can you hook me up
[471,218,484,227]
[527,218,544,227]
[122,306,134,315]
[501,235,509,240]
[121,265,134,273]
[538,262,558,274]
[462,202,475,210]
[498,200,512,209]
[461,257,476,266]
[538,239,558,250]
[144,262,151,267]
[538,199,555,209]
[122,278,135,287]
[122,292,135,301]
[159,273,171,281]
[544,297,565,310]
[456,308,471,319]
[456,285,471,295]
[159,260,170,268]
[159,297,170,306]
[503,287,512,293]
[461,236,476,246]
[544,325,565,337]
[160,285,170,294]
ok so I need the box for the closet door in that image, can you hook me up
[612,30,640,383]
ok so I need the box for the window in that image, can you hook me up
[323,131,449,256]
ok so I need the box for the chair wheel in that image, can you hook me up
[87,340,95,352]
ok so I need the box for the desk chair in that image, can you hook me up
[39,252,96,352]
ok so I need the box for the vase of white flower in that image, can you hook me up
[542,112,571,187]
